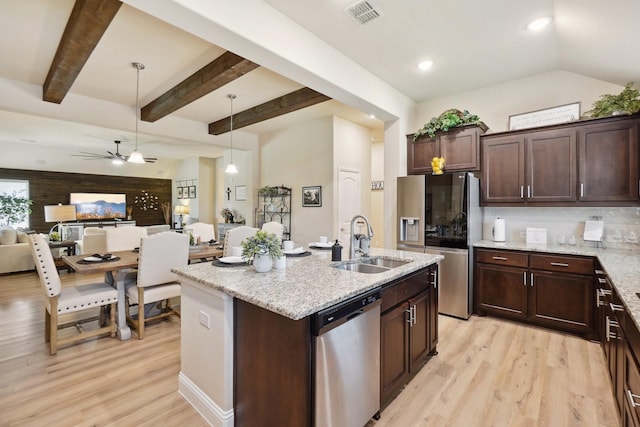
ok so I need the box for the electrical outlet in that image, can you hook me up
[199,311,210,329]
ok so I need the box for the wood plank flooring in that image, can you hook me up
[0,271,619,426]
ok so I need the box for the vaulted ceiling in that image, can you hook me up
[0,0,637,176]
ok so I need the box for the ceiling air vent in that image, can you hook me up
[344,1,382,25]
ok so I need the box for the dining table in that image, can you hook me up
[63,243,223,340]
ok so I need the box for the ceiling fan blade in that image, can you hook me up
[71,152,110,159]
[143,157,157,163]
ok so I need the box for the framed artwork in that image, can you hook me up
[508,102,580,131]
[235,185,247,201]
[177,187,184,199]
[188,185,196,199]
[302,186,322,207]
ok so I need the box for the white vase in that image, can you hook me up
[274,255,286,269]
[253,253,273,273]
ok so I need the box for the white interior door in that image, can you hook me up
[338,168,361,248]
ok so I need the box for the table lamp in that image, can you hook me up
[44,204,77,240]
[175,205,189,229]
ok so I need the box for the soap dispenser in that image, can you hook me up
[331,239,343,261]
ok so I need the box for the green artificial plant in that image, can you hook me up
[585,82,640,118]
[241,230,283,264]
[414,109,483,140]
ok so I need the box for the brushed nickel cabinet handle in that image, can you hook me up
[550,262,569,267]
[580,183,584,198]
[530,273,534,287]
[627,389,640,408]
[492,256,508,261]
[610,303,624,312]
[527,185,531,198]
[520,186,524,199]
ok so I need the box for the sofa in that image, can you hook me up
[0,226,35,274]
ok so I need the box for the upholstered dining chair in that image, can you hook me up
[79,227,107,255]
[261,221,285,241]
[105,226,148,252]
[28,234,118,355]
[222,226,259,257]
[184,222,216,242]
[123,231,189,339]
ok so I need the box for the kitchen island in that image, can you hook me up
[173,247,443,427]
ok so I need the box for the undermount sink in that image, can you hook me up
[332,256,412,274]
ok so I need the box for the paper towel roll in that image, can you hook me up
[492,218,506,242]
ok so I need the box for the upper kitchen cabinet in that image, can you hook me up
[482,127,576,205]
[578,117,639,203]
[407,124,488,175]
[481,114,640,207]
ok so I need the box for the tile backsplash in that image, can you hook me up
[483,207,640,249]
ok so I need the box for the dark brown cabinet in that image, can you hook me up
[408,124,487,175]
[481,127,576,205]
[380,265,438,408]
[475,248,594,337]
[578,118,639,203]
[481,114,640,207]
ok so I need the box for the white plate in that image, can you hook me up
[283,247,305,255]
[309,242,332,248]
[83,256,113,262]
[218,256,245,264]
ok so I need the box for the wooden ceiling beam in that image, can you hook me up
[141,51,259,122]
[43,0,122,104]
[208,87,331,135]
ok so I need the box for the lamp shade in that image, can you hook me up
[175,205,189,215]
[44,204,76,223]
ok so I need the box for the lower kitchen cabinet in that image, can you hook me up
[380,265,438,408]
[475,248,594,337]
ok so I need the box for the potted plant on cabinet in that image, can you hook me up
[413,109,485,140]
[585,82,640,118]
[241,230,283,273]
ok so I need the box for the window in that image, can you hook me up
[0,179,30,228]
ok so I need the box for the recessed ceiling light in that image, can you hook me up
[417,60,433,71]
[527,17,552,31]
[369,113,376,119]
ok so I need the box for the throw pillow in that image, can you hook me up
[0,226,18,245]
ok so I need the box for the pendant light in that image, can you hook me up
[128,62,146,164]
[225,93,238,174]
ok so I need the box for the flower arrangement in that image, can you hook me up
[241,230,282,264]
[413,109,483,140]
[258,186,279,197]
[220,208,234,223]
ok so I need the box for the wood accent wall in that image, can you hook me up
[0,168,171,233]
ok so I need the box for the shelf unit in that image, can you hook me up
[254,186,291,240]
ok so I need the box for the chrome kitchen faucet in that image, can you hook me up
[350,214,374,259]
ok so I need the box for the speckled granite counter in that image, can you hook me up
[173,247,443,320]
[474,240,640,330]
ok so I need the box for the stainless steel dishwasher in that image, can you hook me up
[312,288,381,427]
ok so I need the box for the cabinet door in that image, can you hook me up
[525,128,577,202]
[481,135,526,204]
[578,118,639,202]
[380,303,410,404]
[528,271,593,333]
[408,290,430,373]
[408,135,437,175]
[439,126,480,172]
[476,263,528,320]
[625,343,640,427]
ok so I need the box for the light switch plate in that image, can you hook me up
[199,311,210,329]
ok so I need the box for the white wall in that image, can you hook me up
[260,116,333,245]
[370,141,385,248]
[219,149,253,226]
[416,70,623,134]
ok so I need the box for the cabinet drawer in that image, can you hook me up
[529,254,593,275]
[476,249,528,267]
[382,269,430,312]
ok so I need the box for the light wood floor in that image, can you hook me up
[1,271,619,426]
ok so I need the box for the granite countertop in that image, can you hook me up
[474,240,640,331]
[173,248,443,321]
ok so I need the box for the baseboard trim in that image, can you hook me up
[178,371,234,427]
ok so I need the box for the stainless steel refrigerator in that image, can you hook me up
[397,172,482,319]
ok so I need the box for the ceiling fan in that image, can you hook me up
[72,140,157,164]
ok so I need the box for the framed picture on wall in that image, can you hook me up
[188,185,196,199]
[302,186,322,207]
[177,187,184,199]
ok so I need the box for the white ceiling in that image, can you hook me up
[0,0,638,176]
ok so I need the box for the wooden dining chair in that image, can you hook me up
[28,234,118,355]
[123,231,189,339]
[105,226,148,252]
[184,222,216,242]
[223,226,259,256]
